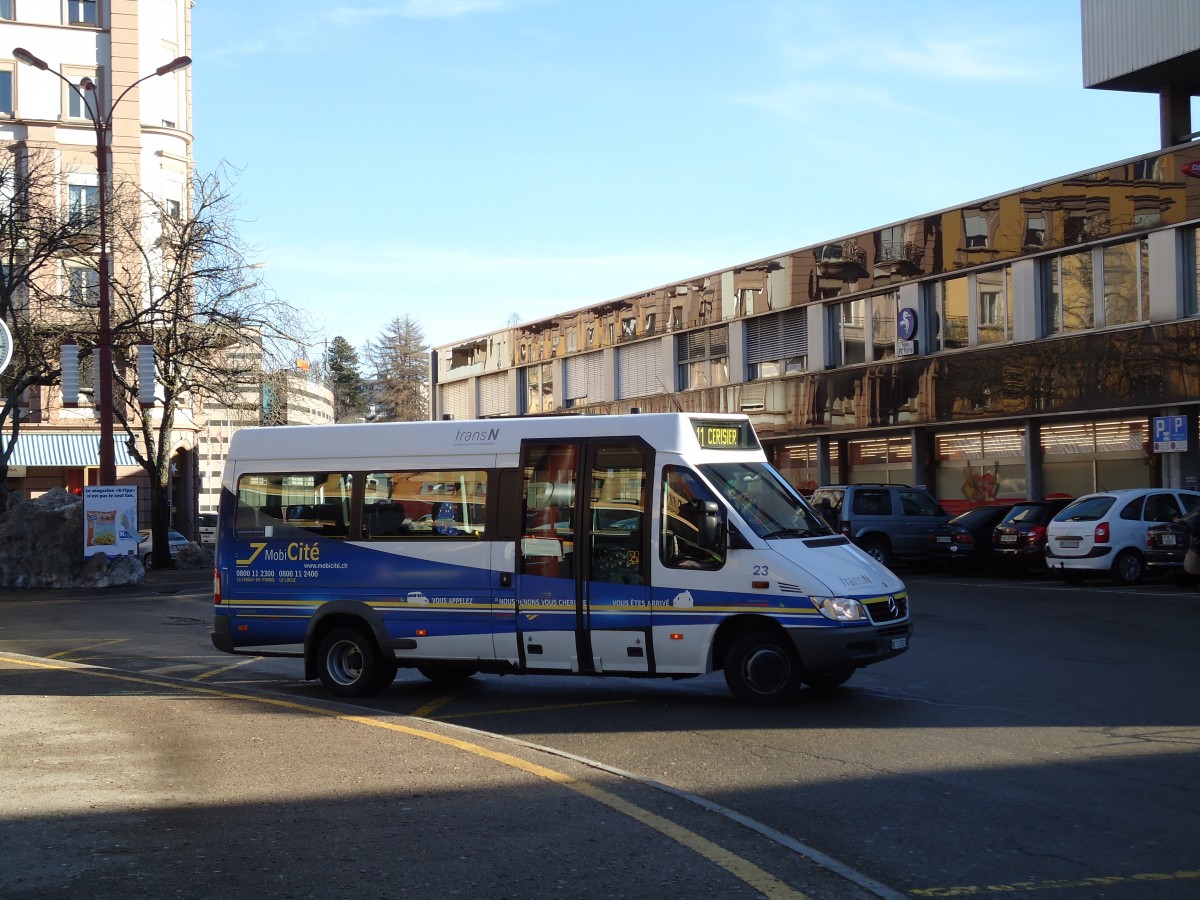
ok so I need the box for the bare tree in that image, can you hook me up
[104,166,314,566]
[0,143,97,512]
[365,315,429,422]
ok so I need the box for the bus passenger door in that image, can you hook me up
[584,441,650,674]
[518,441,582,671]
[516,438,651,674]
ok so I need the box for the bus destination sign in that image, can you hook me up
[692,419,756,450]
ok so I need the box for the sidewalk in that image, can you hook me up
[0,565,210,602]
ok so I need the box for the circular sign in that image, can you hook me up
[897,307,918,341]
[0,318,12,376]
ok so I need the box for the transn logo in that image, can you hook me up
[237,543,267,567]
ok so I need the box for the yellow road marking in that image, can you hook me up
[411,692,459,717]
[192,655,264,681]
[0,653,808,899]
[46,638,128,659]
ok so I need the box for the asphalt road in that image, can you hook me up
[2,567,1199,898]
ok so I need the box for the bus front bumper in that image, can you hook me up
[787,620,912,672]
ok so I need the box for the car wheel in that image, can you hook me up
[1111,549,1144,585]
[723,631,802,706]
[142,552,154,569]
[317,626,387,698]
[858,536,892,567]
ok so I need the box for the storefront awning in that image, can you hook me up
[0,433,140,467]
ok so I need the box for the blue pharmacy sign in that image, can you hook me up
[1152,415,1188,453]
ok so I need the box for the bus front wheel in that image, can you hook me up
[723,631,802,706]
[317,627,387,698]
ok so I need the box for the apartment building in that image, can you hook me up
[0,0,197,526]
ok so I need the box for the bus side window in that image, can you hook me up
[661,466,724,571]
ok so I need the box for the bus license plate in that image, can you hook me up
[891,637,908,650]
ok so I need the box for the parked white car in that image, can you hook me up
[138,529,191,569]
[1045,488,1200,584]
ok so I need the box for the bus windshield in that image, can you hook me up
[699,461,833,540]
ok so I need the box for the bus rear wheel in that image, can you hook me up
[317,627,387,698]
[723,631,802,706]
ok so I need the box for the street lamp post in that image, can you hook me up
[13,47,191,485]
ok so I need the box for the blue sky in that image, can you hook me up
[192,0,1166,357]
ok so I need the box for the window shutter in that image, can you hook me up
[476,371,509,416]
[617,340,662,399]
[745,309,807,364]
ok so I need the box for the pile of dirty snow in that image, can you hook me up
[0,488,209,589]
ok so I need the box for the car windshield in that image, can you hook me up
[698,461,833,540]
[1054,496,1116,522]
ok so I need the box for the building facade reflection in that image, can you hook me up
[433,145,1200,512]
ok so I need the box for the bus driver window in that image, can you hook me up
[661,467,725,570]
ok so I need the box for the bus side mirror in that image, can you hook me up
[693,500,724,550]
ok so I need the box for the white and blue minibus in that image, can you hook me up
[211,413,910,705]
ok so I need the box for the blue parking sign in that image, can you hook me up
[1152,415,1188,453]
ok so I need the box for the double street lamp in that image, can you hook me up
[12,47,191,485]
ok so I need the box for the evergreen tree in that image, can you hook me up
[325,335,368,422]
[365,315,429,422]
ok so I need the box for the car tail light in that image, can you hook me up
[958,531,975,545]
[1094,521,1110,544]
[1029,525,1047,546]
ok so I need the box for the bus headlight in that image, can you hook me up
[814,596,866,621]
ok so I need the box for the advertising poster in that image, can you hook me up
[83,486,139,558]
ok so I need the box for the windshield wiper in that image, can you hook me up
[764,528,828,539]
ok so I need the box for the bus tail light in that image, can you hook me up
[213,567,222,604]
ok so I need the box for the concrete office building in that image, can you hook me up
[431,1,1200,514]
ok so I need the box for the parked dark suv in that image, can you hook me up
[809,484,949,567]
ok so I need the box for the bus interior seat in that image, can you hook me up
[367,502,411,537]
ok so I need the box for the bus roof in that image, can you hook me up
[224,413,762,467]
